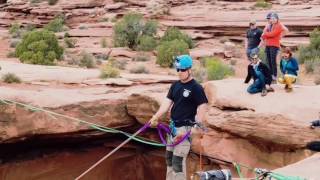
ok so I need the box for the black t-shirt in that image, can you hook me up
[246,28,263,49]
[167,79,208,127]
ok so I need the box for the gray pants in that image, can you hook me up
[166,126,191,180]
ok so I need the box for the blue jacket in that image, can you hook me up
[280,57,299,76]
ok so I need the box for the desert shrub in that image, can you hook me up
[204,57,234,80]
[64,38,77,48]
[108,58,127,70]
[137,35,157,51]
[129,64,149,74]
[156,39,189,67]
[15,30,63,65]
[113,13,158,49]
[79,51,95,68]
[2,73,21,83]
[9,23,22,38]
[48,0,58,5]
[160,27,194,49]
[298,28,320,65]
[133,53,150,62]
[258,47,267,64]
[100,63,120,78]
[304,58,320,73]
[44,16,65,32]
[192,64,207,83]
[254,0,272,9]
[64,32,70,38]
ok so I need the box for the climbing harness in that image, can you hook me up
[157,122,191,147]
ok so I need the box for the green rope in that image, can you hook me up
[0,99,165,147]
[269,172,307,180]
[233,162,244,180]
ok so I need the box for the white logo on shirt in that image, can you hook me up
[183,89,191,97]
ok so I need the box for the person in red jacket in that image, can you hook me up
[261,12,287,83]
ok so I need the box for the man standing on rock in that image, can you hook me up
[245,19,263,61]
[150,54,208,180]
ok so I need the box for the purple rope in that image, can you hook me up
[157,123,191,147]
[140,122,151,133]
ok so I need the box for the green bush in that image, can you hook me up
[48,0,58,5]
[254,0,272,9]
[101,38,107,48]
[258,47,267,64]
[137,35,157,51]
[161,27,194,49]
[142,20,158,37]
[304,58,320,73]
[64,32,70,38]
[205,57,234,80]
[192,64,207,83]
[310,28,320,50]
[15,30,63,65]
[100,63,120,78]
[156,39,189,67]
[298,28,320,64]
[9,23,22,38]
[113,13,158,49]
[44,16,65,32]
[64,38,76,48]
[129,64,149,74]
[2,73,21,83]
[79,51,95,68]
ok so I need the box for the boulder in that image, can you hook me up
[0,86,136,143]
[203,79,320,123]
[127,92,167,124]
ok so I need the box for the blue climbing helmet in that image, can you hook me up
[174,55,193,70]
